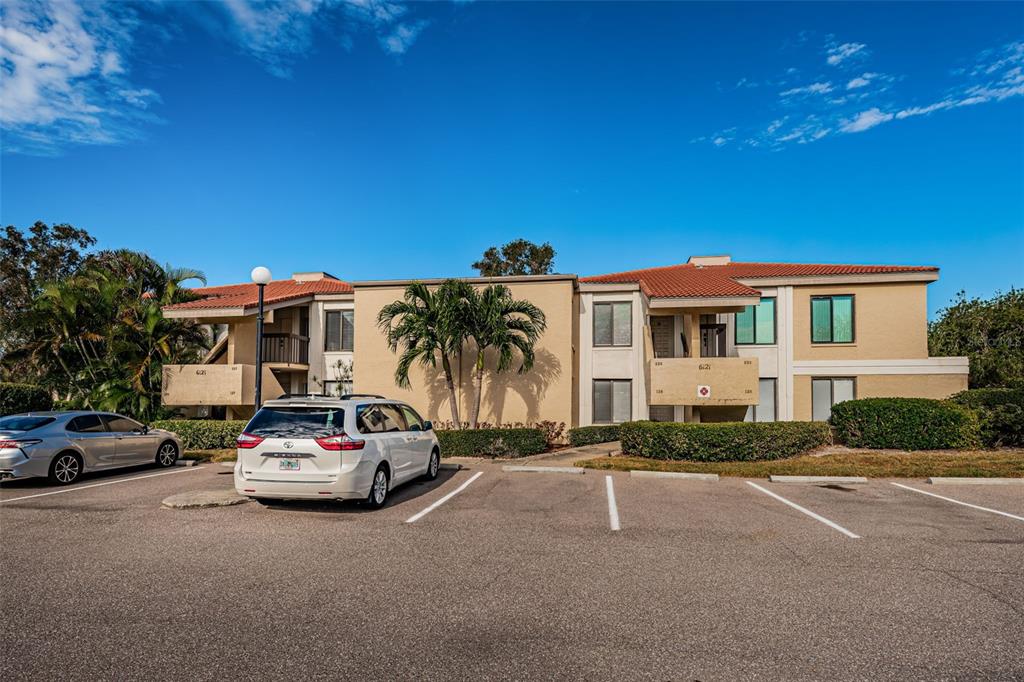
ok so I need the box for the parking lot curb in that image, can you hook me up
[502,465,585,474]
[161,490,250,509]
[175,459,198,467]
[769,475,868,484]
[629,470,719,481]
[927,477,1024,485]
[439,463,462,471]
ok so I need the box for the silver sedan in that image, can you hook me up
[0,411,182,485]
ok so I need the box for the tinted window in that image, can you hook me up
[356,404,405,433]
[400,405,424,431]
[245,407,344,438]
[0,415,56,431]
[811,295,854,344]
[103,415,143,433]
[379,405,407,432]
[356,405,383,433]
[67,414,106,433]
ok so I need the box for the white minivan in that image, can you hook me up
[234,395,441,508]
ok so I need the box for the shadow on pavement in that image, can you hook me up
[250,468,461,514]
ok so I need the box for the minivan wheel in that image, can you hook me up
[49,452,83,485]
[424,449,440,481]
[366,465,389,509]
[156,442,179,468]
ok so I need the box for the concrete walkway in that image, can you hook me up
[519,441,621,465]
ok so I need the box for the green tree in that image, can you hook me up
[472,239,556,277]
[3,246,209,421]
[0,222,95,369]
[929,289,1024,388]
[377,280,472,427]
[462,284,547,429]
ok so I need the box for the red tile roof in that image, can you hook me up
[581,262,938,299]
[164,277,353,312]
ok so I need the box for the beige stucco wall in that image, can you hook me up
[353,279,577,427]
[792,373,969,421]
[792,283,929,360]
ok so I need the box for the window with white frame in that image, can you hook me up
[325,310,354,352]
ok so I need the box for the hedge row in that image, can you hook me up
[436,428,547,458]
[150,420,248,450]
[829,398,979,451]
[950,388,1024,447]
[619,421,832,461]
[568,424,621,447]
[0,383,52,416]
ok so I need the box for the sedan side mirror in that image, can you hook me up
[422,420,433,432]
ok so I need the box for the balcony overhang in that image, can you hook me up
[649,295,759,313]
[162,296,315,320]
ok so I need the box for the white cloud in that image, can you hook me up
[380,20,428,55]
[839,107,893,133]
[779,81,833,96]
[846,72,877,89]
[700,38,1024,150]
[0,0,153,153]
[1,0,434,154]
[827,42,866,66]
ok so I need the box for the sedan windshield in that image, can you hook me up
[0,415,56,432]
[244,407,344,439]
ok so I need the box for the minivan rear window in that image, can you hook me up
[244,407,344,439]
[0,415,56,432]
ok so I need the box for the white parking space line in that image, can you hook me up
[606,475,621,531]
[0,467,206,504]
[746,481,860,539]
[405,471,483,523]
[891,482,1024,522]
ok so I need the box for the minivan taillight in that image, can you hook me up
[315,433,365,451]
[236,433,265,449]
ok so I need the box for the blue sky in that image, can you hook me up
[1,1,1022,317]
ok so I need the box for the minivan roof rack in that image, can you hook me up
[274,393,331,399]
[340,393,386,400]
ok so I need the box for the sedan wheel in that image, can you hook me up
[156,442,179,468]
[366,466,389,509]
[49,453,82,485]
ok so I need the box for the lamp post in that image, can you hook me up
[251,266,272,410]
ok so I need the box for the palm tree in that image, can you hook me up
[462,284,546,429]
[377,280,472,428]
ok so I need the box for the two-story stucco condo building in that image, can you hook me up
[161,255,968,427]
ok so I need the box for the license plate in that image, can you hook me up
[279,459,301,471]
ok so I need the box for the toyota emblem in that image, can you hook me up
[283,441,294,448]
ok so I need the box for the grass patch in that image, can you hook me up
[184,449,236,463]
[577,448,1024,478]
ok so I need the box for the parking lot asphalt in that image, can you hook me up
[2,462,1022,681]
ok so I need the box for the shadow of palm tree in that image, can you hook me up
[476,347,562,424]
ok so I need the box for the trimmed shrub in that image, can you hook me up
[619,421,831,461]
[0,383,52,416]
[829,398,980,450]
[436,427,547,458]
[568,424,622,447]
[950,388,1024,447]
[150,420,248,450]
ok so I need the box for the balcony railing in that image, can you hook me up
[262,333,309,365]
